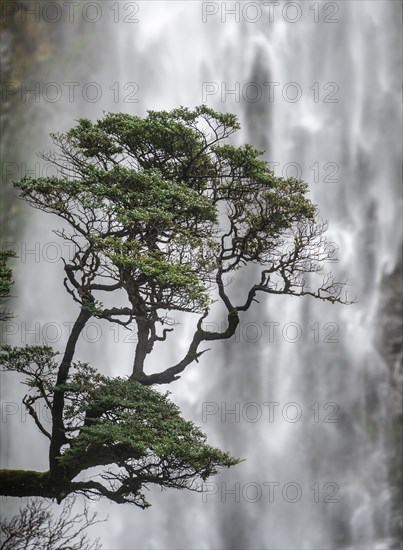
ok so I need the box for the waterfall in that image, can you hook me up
[1,1,401,548]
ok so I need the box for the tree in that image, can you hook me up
[0,105,350,507]
[0,496,103,549]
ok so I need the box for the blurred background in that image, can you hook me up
[1,1,402,548]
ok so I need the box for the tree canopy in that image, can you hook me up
[0,105,349,507]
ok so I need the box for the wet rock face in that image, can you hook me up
[377,258,403,416]
[376,254,403,544]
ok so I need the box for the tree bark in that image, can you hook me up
[0,470,66,500]
[49,307,91,473]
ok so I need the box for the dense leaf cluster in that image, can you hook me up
[16,105,317,316]
[0,346,238,507]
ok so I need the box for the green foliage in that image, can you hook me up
[59,370,239,507]
[15,105,317,314]
[2,106,348,508]
[82,299,104,317]
[0,345,57,423]
[0,344,58,386]
[0,351,239,507]
[60,374,239,488]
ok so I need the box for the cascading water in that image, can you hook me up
[1,2,401,549]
